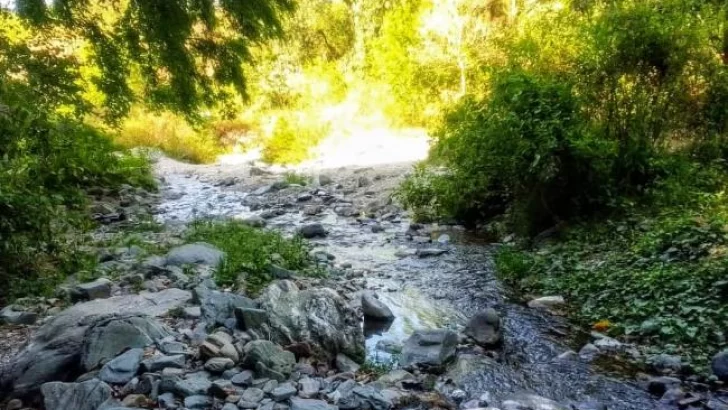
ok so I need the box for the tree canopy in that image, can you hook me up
[5,0,294,118]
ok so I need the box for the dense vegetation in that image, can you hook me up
[394,0,728,368]
[3,0,728,372]
[187,220,321,295]
[0,0,291,302]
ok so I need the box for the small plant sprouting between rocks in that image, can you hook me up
[187,219,323,295]
[283,172,311,186]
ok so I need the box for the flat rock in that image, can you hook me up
[193,285,255,327]
[335,354,360,373]
[271,383,297,401]
[99,348,144,384]
[0,307,38,325]
[166,243,225,267]
[75,278,113,300]
[400,329,458,367]
[205,357,235,373]
[527,296,565,310]
[291,397,337,410]
[501,394,568,410]
[41,379,111,410]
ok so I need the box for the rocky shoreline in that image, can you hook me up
[0,156,726,410]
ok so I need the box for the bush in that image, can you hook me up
[401,70,611,234]
[0,99,155,303]
[186,220,322,294]
[116,109,223,164]
[261,114,329,165]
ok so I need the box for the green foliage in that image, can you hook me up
[11,0,293,118]
[187,219,321,295]
[495,162,728,369]
[116,109,223,163]
[0,92,155,303]
[261,114,329,165]
[283,172,310,186]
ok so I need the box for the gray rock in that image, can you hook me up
[82,315,170,371]
[271,382,297,401]
[648,353,684,374]
[464,308,502,347]
[222,404,239,410]
[415,248,447,258]
[99,348,144,384]
[141,354,186,372]
[174,377,212,396]
[235,307,268,330]
[253,281,365,361]
[335,354,360,373]
[205,357,235,373]
[262,379,279,393]
[712,349,728,381]
[157,392,177,409]
[0,307,38,325]
[353,385,392,410]
[501,394,568,410]
[374,340,402,354]
[527,296,565,310]
[5,399,22,410]
[291,397,337,410]
[41,379,111,410]
[193,285,256,327]
[75,278,113,300]
[376,370,415,387]
[232,370,254,387]
[244,341,295,382]
[159,340,189,356]
[298,377,320,398]
[2,286,188,398]
[184,395,212,409]
[400,329,458,367]
[183,306,202,319]
[166,243,225,267]
[298,224,327,239]
[361,293,394,320]
[200,332,240,362]
[578,343,600,360]
[241,387,265,403]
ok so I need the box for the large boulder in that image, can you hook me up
[251,281,365,361]
[400,329,458,367]
[0,289,188,399]
[166,242,225,267]
[193,285,256,327]
[463,308,502,347]
[41,379,112,410]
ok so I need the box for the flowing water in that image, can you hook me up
[154,157,658,409]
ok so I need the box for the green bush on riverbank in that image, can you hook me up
[187,220,323,295]
[495,162,728,370]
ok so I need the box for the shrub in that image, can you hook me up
[116,109,223,164]
[261,114,329,165]
[404,70,611,235]
[187,219,322,295]
[0,98,155,303]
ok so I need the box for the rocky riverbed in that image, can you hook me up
[1,155,727,410]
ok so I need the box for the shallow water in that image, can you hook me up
[155,166,658,409]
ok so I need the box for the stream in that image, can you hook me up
[153,157,658,409]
